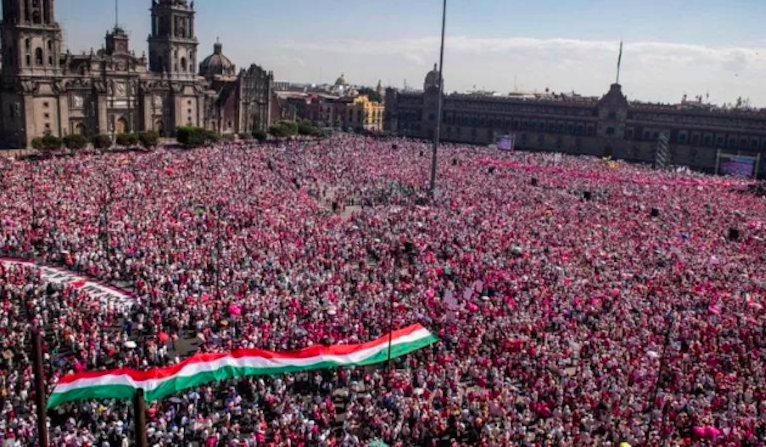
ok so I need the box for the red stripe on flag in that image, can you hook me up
[58,324,425,384]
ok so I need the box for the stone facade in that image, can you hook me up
[0,0,274,148]
[386,68,766,178]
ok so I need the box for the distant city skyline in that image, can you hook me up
[54,0,766,106]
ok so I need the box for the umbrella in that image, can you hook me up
[158,333,170,343]
[228,304,242,316]
[124,341,137,349]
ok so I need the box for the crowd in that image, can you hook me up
[1,134,765,446]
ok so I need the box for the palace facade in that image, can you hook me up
[385,66,766,177]
[0,0,275,148]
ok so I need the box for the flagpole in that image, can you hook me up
[32,329,49,447]
[616,41,623,85]
[428,0,448,198]
[134,389,147,447]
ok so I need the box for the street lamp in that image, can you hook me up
[429,0,448,197]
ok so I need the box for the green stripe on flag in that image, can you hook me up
[48,333,437,409]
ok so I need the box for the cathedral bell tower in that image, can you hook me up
[148,0,198,80]
[1,0,63,78]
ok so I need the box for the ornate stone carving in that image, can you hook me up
[19,80,40,94]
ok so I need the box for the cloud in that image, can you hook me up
[273,36,766,105]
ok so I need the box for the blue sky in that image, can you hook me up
[54,0,766,105]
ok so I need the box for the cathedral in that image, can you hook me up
[0,0,275,148]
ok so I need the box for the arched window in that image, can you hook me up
[25,39,31,50]
[180,57,187,72]
[35,48,43,66]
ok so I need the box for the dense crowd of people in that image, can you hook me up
[0,135,765,446]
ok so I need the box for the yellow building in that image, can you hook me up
[345,95,384,132]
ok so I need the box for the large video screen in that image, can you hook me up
[719,154,757,177]
[497,135,515,151]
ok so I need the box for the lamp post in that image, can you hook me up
[428,0,448,197]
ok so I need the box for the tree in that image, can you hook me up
[32,134,63,152]
[116,132,139,147]
[91,134,112,150]
[277,121,299,136]
[63,134,88,151]
[176,127,219,147]
[251,129,268,143]
[358,87,383,103]
[268,124,292,139]
[137,131,160,149]
[297,121,323,137]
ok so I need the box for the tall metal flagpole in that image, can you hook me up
[32,329,49,447]
[133,389,147,447]
[429,0,447,197]
[616,40,623,85]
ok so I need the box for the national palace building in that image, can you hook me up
[385,66,766,178]
[0,0,275,148]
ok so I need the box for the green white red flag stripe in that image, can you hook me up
[48,324,437,409]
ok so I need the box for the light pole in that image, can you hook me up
[429,0,448,197]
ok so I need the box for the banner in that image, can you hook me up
[719,154,757,177]
[48,324,438,409]
[0,258,135,310]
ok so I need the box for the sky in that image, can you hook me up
[52,0,766,106]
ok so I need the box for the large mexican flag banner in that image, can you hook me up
[48,324,437,409]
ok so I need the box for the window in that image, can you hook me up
[43,102,49,108]
[44,113,50,119]
[25,39,31,50]
[606,127,615,135]
[678,134,687,144]
[35,48,43,66]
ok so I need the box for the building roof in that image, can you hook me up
[200,41,235,79]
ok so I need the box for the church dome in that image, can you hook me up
[424,64,441,90]
[334,73,348,87]
[200,41,236,79]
